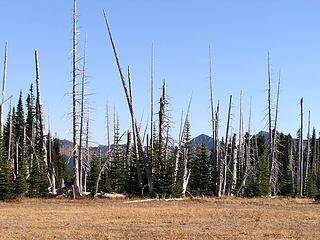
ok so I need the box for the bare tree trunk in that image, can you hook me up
[84,118,90,192]
[298,98,304,196]
[288,137,295,196]
[222,95,232,195]
[8,101,12,163]
[159,80,167,161]
[1,41,8,135]
[48,129,56,194]
[127,66,143,190]
[93,103,110,197]
[209,46,215,154]
[304,111,311,195]
[150,44,154,160]
[72,0,80,196]
[102,12,155,192]
[231,133,237,194]
[267,52,274,189]
[216,102,222,197]
[271,73,281,195]
[35,50,48,168]
[174,110,184,183]
[182,146,190,197]
[78,37,87,193]
[242,96,252,193]
[16,141,19,176]
[126,131,132,173]
[238,90,244,174]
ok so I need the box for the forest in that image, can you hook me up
[0,0,319,201]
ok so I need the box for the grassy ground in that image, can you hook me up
[0,197,319,239]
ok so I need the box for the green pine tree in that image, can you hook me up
[87,154,100,193]
[0,136,13,200]
[109,116,125,193]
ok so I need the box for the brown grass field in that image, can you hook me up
[0,197,320,239]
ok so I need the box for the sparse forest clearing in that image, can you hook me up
[0,197,319,239]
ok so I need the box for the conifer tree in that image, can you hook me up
[25,84,36,172]
[109,114,125,193]
[189,144,211,196]
[14,92,28,197]
[87,154,100,193]
[0,136,12,200]
[257,149,271,196]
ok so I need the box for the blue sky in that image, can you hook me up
[0,0,320,145]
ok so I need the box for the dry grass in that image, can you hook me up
[0,197,319,239]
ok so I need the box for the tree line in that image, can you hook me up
[0,0,319,200]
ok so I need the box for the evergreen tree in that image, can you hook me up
[189,144,211,196]
[109,116,125,193]
[257,150,271,196]
[87,154,100,193]
[52,138,68,189]
[14,92,28,197]
[25,84,36,172]
[0,136,12,200]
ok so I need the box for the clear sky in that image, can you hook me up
[0,0,320,145]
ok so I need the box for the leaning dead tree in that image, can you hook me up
[103,10,154,194]
[127,66,143,190]
[222,95,232,195]
[72,0,80,196]
[1,41,8,135]
[271,72,281,195]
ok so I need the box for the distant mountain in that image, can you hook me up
[190,134,213,150]
[59,130,307,156]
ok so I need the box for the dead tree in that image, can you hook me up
[215,102,222,197]
[238,90,244,167]
[72,0,80,196]
[159,80,167,160]
[304,111,311,195]
[150,44,154,160]
[1,41,8,135]
[209,46,215,155]
[78,36,88,193]
[271,73,281,195]
[93,103,111,197]
[222,95,232,195]
[241,96,252,193]
[298,98,304,196]
[8,100,13,170]
[47,127,56,194]
[231,133,237,194]
[102,11,153,193]
[174,110,184,183]
[83,118,90,192]
[35,50,48,169]
[127,66,143,190]
[288,136,295,196]
[267,52,274,190]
